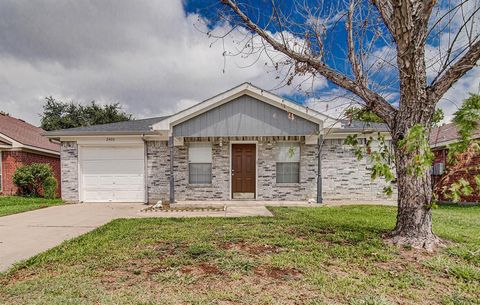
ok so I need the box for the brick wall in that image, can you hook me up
[432,148,480,203]
[0,150,61,197]
[321,139,397,201]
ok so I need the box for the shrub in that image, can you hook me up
[43,176,58,199]
[12,163,58,197]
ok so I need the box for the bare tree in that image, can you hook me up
[208,0,480,249]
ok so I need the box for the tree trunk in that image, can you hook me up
[386,140,442,251]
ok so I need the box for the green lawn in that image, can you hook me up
[0,196,63,217]
[1,205,479,305]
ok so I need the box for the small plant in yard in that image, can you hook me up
[12,163,58,198]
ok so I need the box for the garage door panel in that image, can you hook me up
[81,146,144,160]
[80,145,145,202]
[83,176,143,188]
[82,160,144,175]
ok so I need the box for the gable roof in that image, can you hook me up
[430,122,480,148]
[152,82,333,131]
[0,113,60,153]
[44,83,390,139]
[44,116,170,137]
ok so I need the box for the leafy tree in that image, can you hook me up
[40,97,133,131]
[434,94,480,202]
[346,107,444,127]
[13,163,58,198]
[215,0,480,249]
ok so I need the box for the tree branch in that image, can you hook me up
[347,0,365,85]
[371,0,395,38]
[428,40,480,103]
[221,0,398,125]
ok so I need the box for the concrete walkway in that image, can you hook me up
[0,203,272,272]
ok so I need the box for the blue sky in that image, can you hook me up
[0,0,477,125]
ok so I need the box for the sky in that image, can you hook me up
[0,0,478,126]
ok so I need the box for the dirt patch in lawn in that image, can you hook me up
[254,265,303,280]
[221,241,285,255]
[178,263,224,276]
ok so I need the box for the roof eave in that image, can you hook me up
[44,130,159,139]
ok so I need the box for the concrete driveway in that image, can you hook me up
[0,203,272,272]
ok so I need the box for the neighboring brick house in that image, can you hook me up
[430,122,480,203]
[0,113,61,196]
[45,83,395,204]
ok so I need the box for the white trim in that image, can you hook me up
[229,141,258,200]
[152,83,328,132]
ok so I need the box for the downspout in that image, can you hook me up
[169,135,175,204]
[317,134,324,204]
[142,134,148,204]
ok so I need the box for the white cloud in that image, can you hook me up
[0,0,322,126]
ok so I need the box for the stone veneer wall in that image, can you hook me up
[145,141,169,203]
[321,139,397,201]
[173,142,231,201]
[60,141,79,202]
[60,138,395,203]
[257,141,318,201]
[159,138,318,202]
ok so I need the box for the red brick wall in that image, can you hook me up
[1,150,61,197]
[432,148,480,203]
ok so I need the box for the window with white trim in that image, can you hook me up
[276,142,300,183]
[188,143,212,184]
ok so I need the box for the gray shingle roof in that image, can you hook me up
[332,120,389,132]
[44,116,170,136]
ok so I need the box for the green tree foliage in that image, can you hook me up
[345,95,479,204]
[13,163,58,198]
[40,97,133,131]
[345,106,444,127]
[345,107,384,123]
[449,94,480,158]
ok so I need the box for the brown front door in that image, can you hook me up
[232,144,256,199]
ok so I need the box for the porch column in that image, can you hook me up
[168,136,175,203]
[317,134,323,204]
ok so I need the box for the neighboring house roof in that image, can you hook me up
[430,122,480,148]
[0,113,59,154]
[44,116,170,137]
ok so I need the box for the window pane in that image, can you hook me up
[277,142,300,162]
[189,163,212,184]
[189,143,212,163]
[276,162,299,183]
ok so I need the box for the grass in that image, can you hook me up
[0,205,479,305]
[0,196,64,217]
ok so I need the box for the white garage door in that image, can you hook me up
[80,145,145,202]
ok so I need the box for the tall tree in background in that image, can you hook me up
[211,0,480,249]
[41,97,133,131]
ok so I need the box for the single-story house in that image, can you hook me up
[0,113,61,196]
[430,122,480,203]
[45,83,394,204]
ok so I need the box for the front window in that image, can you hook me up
[188,143,212,184]
[276,142,300,183]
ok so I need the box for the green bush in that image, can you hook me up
[12,163,58,197]
[43,176,58,199]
